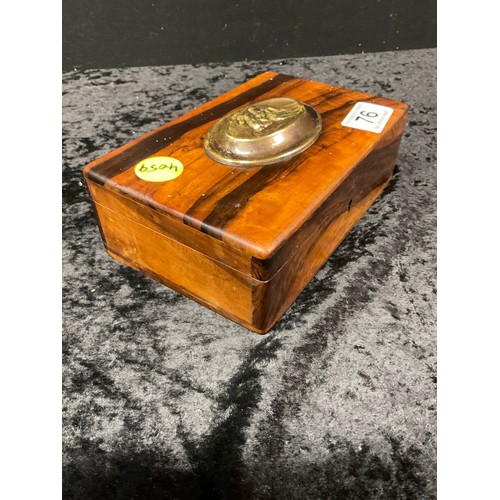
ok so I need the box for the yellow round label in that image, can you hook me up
[134,156,184,182]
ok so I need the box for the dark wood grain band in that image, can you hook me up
[87,73,296,185]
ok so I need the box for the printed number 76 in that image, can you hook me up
[355,111,378,123]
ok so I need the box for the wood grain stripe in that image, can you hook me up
[251,134,403,281]
[87,73,296,186]
[193,96,382,240]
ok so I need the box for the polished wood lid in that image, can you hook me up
[83,72,408,260]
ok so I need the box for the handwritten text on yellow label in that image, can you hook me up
[134,156,184,182]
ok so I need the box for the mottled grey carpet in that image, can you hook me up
[63,48,436,499]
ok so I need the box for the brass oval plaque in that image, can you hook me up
[203,97,322,167]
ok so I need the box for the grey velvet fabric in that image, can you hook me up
[63,48,436,499]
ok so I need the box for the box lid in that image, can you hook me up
[83,72,407,280]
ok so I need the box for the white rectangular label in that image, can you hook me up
[341,102,394,133]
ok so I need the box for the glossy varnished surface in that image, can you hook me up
[251,135,401,331]
[84,71,408,332]
[84,72,408,261]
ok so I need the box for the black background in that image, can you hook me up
[63,0,436,72]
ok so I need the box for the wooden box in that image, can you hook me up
[83,72,408,333]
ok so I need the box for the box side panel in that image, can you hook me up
[93,201,255,326]
[86,179,254,276]
[252,112,407,281]
[251,177,392,333]
[251,130,404,333]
